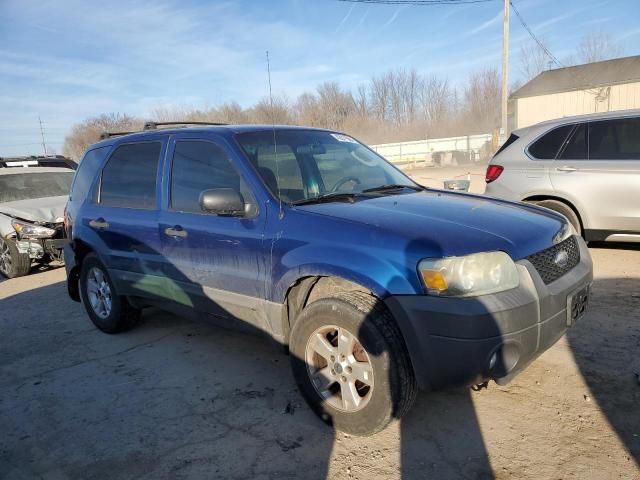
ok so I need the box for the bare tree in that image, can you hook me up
[354,84,369,119]
[315,82,355,130]
[577,32,624,64]
[250,96,293,125]
[370,73,391,122]
[420,75,452,125]
[463,68,501,134]
[63,113,143,160]
[518,39,550,82]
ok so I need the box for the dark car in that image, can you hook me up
[64,123,593,435]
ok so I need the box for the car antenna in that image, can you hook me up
[266,50,283,219]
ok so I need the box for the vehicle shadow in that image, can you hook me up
[565,276,640,465]
[0,270,492,479]
[4,249,637,478]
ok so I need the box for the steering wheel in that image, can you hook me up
[330,176,361,193]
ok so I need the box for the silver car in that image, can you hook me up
[485,110,640,243]
[0,166,74,278]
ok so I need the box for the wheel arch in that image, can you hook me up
[282,275,374,344]
[522,194,587,232]
[66,239,96,301]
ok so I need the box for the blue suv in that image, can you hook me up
[65,123,593,435]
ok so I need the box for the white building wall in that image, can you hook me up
[371,133,493,166]
[515,81,640,128]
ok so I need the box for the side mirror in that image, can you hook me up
[199,188,245,216]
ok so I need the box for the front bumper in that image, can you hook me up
[385,236,593,391]
[14,238,65,261]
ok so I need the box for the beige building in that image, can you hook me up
[509,55,640,130]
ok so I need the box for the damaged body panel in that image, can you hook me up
[0,168,73,278]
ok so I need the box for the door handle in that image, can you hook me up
[164,226,188,238]
[89,218,109,230]
[556,166,578,172]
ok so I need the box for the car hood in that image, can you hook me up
[296,190,566,260]
[0,195,67,223]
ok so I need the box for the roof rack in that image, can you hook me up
[99,121,229,140]
[99,131,136,140]
[143,121,228,130]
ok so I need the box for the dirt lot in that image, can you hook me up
[1,200,639,479]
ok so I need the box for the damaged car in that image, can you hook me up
[0,166,74,278]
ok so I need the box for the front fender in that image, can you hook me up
[271,244,419,302]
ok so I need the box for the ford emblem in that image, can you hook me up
[554,250,569,268]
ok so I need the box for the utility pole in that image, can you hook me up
[501,0,510,142]
[38,116,47,155]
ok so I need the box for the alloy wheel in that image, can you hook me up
[86,267,112,319]
[0,238,11,276]
[305,324,374,412]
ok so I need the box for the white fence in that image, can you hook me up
[371,133,493,167]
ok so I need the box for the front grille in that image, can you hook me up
[526,236,580,284]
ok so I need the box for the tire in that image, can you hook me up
[289,291,417,436]
[0,237,31,278]
[79,253,140,333]
[534,199,582,235]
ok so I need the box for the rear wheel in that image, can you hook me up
[289,291,417,436]
[533,199,582,235]
[79,254,140,333]
[0,237,31,278]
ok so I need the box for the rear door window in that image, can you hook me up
[170,140,256,215]
[99,142,161,209]
[70,146,111,202]
[559,124,587,160]
[528,124,573,159]
[589,117,640,160]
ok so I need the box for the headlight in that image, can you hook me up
[11,220,56,239]
[419,251,519,297]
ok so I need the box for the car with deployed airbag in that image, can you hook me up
[64,122,593,435]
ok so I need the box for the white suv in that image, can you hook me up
[485,110,640,243]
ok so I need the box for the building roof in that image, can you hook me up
[511,55,640,99]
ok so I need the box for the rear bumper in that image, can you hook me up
[385,236,593,390]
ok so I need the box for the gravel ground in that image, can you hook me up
[1,193,639,479]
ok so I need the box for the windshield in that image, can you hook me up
[0,172,74,203]
[236,130,417,204]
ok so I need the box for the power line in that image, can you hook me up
[337,0,495,4]
[509,0,602,96]
[509,0,562,68]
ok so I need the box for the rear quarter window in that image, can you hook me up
[493,133,519,157]
[528,124,573,160]
[70,146,111,202]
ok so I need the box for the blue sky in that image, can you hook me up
[1,0,639,156]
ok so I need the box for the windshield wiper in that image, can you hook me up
[362,184,424,193]
[291,192,362,206]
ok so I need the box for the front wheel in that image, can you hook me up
[0,237,31,278]
[289,291,417,436]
